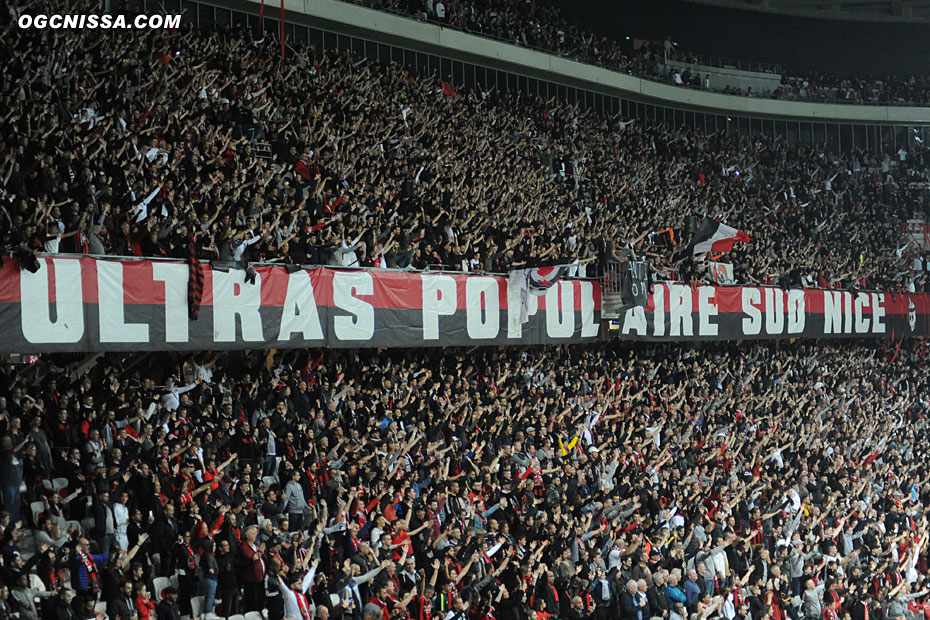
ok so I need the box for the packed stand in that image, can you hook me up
[3,1,930,291]
[373,0,930,105]
[774,74,930,106]
[0,340,928,620]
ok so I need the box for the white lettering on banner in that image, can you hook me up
[97,262,149,343]
[652,284,666,337]
[764,288,784,335]
[422,275,457,340]
[277,270,324,342]
[212,270,264,342]
[843,292,853,334]
[668,285,693,337]
[621,306,647,335]
[697,287,718,336]
[872,293,886,333]
[787,290,805,333]
[823,291,843,334]
[854,292,871,334]
[465,277,500,339]
[151,263,189,342]
[741,288,762,336]
[333,272,374,341]
[579,281,599,337]
[545,281,574,338]
[21,258,84,344]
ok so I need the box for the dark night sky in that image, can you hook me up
[546,0,930,77]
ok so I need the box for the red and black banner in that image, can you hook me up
[4,258,930,353]
[0,257,601,353]
[614,283,930,340]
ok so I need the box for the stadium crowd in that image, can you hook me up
[377,0,930,105]
[2,0,930,292]
[0,340,928,620]
[3,6,930,620]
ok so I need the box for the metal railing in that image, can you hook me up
[663,49,781,75]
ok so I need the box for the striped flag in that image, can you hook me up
[690,216,750,255]
[187,228,204,320]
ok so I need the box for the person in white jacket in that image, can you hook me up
[278,558,318,620]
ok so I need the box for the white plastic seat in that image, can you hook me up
[29,574,45,592]
[52,478,69,492]
[190,596,204,619]
[153,577,170,601]
[261,476,277,489]
[245,613,264,620]
[29,501,45,524]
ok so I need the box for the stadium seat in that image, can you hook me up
[190,596,204,619]
[94,602,108,619]
[228,615,247,620]
[29,501,44,524]
[245,612,264,620]
[52,478,69,492]
[29,574,45,592]
[153,577,170,601]
[261,475,277,489]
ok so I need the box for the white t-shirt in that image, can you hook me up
[43,234,60,253]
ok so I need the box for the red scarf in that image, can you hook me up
[294,591,311,619]
[81,551,100,593]
[185,543,198,570]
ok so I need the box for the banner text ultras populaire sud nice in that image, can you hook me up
[0,257,600,352]
[3,257,930,353]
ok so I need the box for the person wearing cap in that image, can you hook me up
[210,475,235,507]
[278,557,319,620]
